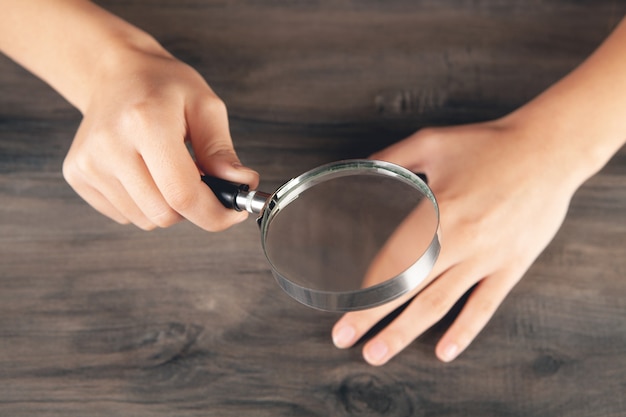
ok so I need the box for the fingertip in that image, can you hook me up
[432,272,516,363]
[208,209,249,232]
[232,209,249,225]
[436,342,460,363]
[134,219,158,231]
[201,152,259,189]
[363,340,390,366]
[332,324,356,349]
[230,161,260,188]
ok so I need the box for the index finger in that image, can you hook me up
[140,122,248,232]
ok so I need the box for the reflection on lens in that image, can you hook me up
[263,172,438,293]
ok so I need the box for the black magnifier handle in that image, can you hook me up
[201,175,248,210]
[201,176,270,214]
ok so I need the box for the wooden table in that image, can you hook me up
[1,1,625,416]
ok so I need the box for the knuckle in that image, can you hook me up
[386,329,412,353]
[118,96,174,137]
[415,126,438,139]
[163,186,197,213]
[205,96,228,116]
[63,152,95,182]
[149,208,182,228]
[62,157,78,184]
[204,142,236,160]
[422,289,452,318]
[120,101,155,131]
[415,127,444,153]
[472,297,499,317]
[75,154,96,175]
[414,127,440,145]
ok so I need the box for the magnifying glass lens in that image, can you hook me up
[203,159,440,311]
[263,172,438,294]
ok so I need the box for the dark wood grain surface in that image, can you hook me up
[1,1,625,416]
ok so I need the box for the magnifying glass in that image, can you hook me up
[202,159,440,312]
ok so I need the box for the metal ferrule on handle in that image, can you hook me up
[201,175,270,214]
[235,190,271,214]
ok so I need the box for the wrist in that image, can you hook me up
[502,88,625,194]
[78,23,171,114]
[503,18,626,190]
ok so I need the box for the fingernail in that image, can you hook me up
[333,325,355,348]
[441,343,459,362]
[232,162,258,175]
[365,340,388,365]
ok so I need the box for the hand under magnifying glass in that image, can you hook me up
[202,159,440,312]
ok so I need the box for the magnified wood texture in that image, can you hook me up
[1,1,625,416]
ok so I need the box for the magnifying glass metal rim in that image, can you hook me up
[257,159,441,312]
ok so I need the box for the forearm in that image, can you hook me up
[0,0,168,112]
[509,17,626,187]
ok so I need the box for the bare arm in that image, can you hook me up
[0,0,258,231]
[0,0,159,111]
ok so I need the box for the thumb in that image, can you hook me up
[199,146,260,189]
[188,97,259,189]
